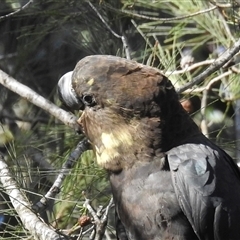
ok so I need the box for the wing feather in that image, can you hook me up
[167,143,240,239]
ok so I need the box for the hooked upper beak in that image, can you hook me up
[58,71,83,110]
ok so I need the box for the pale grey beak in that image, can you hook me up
[58,71,82,110]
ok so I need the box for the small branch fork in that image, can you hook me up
[32,139,91,213]
[83,197,114,240]
[177,38,240,94]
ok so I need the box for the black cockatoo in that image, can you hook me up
[58,55,240,240]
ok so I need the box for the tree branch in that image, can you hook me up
[164,59,216,76]
[32,138,91,214]
[109,4,217,22]
[0,69,81,132]
[177,38,240,94]
[182,69,233,94]
[0,154,68,240]
[83,197,113,240]
[0,0,33,21]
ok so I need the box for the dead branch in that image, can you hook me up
[108,4,217,22]
[165,59,216,76]
[0,154,68,240]
[182,69,233,94]
[32,138,91,214]
[199,73,233,137]
[0,0,33,21]
[83,197,114,240]
[0,69,81,132]
[177,38,240,94]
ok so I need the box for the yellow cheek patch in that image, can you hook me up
[94,129,134,166]
[101,132,122,149]
[102,131,133,147]
[95,150,120,166]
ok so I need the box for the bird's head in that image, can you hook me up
[58,55,199,171]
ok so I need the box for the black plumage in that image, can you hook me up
[58,55,240,240]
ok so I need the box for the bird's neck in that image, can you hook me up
[160,103,202,151]
[92,109,200,172]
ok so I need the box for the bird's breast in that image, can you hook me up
[110,161,198,240]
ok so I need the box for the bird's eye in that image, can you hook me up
[82,95,96,106]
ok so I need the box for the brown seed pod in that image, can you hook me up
[78,215,91,227]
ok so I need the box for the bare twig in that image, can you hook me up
[164,59,216,76]
[212,2,232,8]
[0,0,33,21]
[110,5,217,22]
[177,38,240,94]
[182,70,233,94]
[205,70,233,90]
[231,66,240,74]
[0,154,68,240]
[0,53,17,60]
[0,69,81,132]
[200,89,209,137]
[32,138,91,213]
[87,1,131,59]
[83,197,114,240]
[82,225,95,237]
[199,74,231,137]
